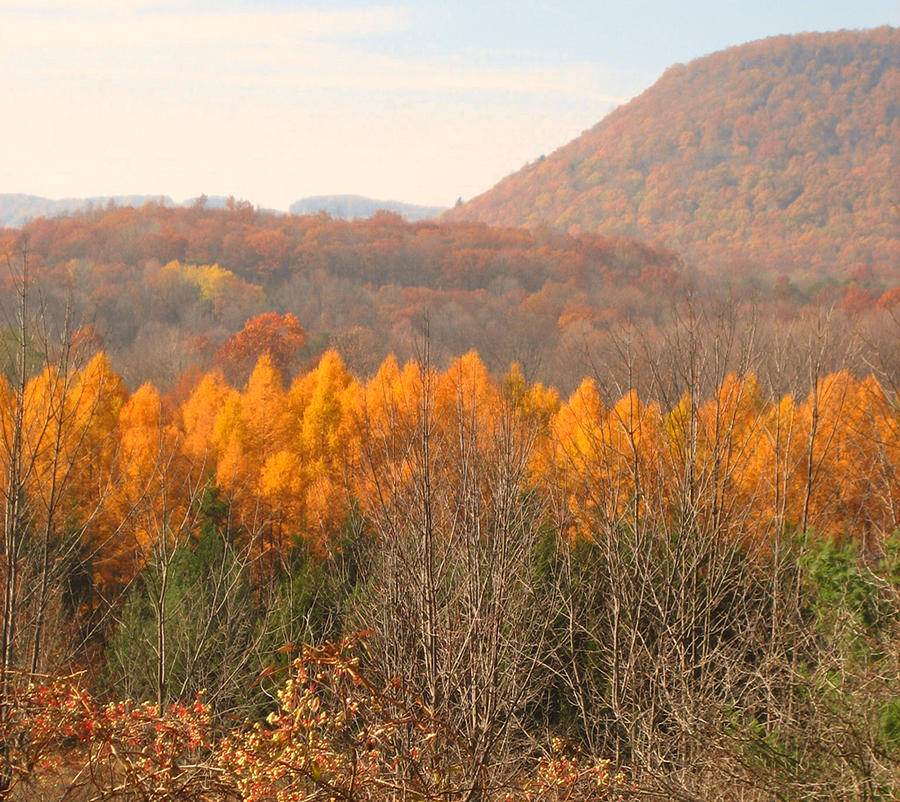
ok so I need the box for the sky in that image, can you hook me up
[1,1,897,212]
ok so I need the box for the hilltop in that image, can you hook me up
[445,27,900,284]
[0,193,179,227]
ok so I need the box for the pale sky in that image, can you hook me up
[1,1,897,211]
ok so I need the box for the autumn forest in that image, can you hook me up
[1,24,899,802]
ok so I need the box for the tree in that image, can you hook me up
[349,347,558,798]
[105,485,268,720]
[0,243,120,796]
[215,312,307,385]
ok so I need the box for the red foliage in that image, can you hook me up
[6,197,894,396]
[215,312,307,382]
[4,641,626,801]
[876,286,900,310]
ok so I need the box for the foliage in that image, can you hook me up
[216,312,307,384]
[5,189,896,396]
[448,28,900,287]
[3,639,626,801]
[104,485,266,720]
[0,672,223,800]
[0,332,898,799]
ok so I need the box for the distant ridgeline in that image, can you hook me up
[0,194,178,228]
[0,193,446,228]
[289,194,446,221]
[0,194,248,228]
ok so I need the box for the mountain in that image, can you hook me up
[445,27,900,283]
[289,195,446,221]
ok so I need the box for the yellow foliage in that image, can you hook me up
[8,345,892,593]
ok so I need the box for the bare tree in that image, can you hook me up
[349,339,556,799]
[0,243,92,796]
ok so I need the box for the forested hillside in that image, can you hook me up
[446,27,900,282]
[0,203,683,391]
[0,206,898,798]
[3,202,896,395]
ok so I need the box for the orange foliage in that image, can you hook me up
[2,346,895,595]
[548,369,899,545]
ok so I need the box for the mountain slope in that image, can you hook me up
[445,27,899,282]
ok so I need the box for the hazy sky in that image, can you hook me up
[1,1,897,211]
